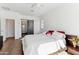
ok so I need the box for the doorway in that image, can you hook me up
[21,19,34,37]
[5,19,15,39]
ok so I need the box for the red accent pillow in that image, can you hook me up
[46,30,54,35]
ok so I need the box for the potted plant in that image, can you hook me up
[71,37,79,47]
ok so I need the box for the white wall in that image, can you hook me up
[0,19,1,35]
[15,18,21,39]
[21,20,27,33]
[0,18,6,41]
[0,8,22,40]
[42,4,79,35]
[34,17,40,34]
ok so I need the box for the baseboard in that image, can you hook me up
[6,37,15,39]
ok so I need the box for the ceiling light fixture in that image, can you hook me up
[31,3,41,8]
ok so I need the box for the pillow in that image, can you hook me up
[52,31,66,38]
[42,30,65,38]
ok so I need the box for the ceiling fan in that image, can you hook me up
[30,3,42,12]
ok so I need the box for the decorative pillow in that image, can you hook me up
[46,30,54,36]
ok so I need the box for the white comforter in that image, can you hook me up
[22,33,66,55]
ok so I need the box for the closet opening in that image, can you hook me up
[21,19,34,37]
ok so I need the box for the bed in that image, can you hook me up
[21,30,68,55]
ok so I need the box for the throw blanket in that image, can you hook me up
[37,39,66,55]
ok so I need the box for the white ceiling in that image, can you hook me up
[0,3,60,16]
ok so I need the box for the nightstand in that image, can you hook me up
[65,34,79,55]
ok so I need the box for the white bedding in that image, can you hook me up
[22,32,66,55]
[37,39,66,55]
